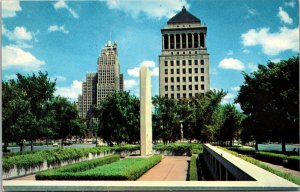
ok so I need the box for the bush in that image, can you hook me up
[36,155,120,180]
[189,155,198,180]
[154,143,203,155]
[37,154,162,180]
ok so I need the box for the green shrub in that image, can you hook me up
[37,154,162,180]
[36,155,120,180]
[218,146,300,185]
[154,143,202,155]
[189,156,198,180]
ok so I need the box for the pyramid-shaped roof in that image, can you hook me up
[167,6,200,24]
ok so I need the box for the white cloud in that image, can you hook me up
[128,60,159,77]
[55,80,82,100]
[105,0,189,19]
[278,7,293,24]
[2,45,45,71]
[2,26,32,41]
[4,74,17,80]
[248,63,258,72]
[124,79,138,89]
[2,0,22,18]
[127,67,140,77]
[270,58,281,63]
[284,1,295,7]
[54,0,79,19]
[48,25,69,34]
[221,93,236,104]
[231,86,240,92]
[219,58,245,70]
[227,50,234,55]
[241,26,299,56]
[248,8,258,16]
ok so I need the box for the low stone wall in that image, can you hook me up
[3,150,142,180]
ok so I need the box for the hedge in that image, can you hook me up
[36,155,120,180]
[218,146,300,185]
[189,155,198,181]
[37,154,162,180]
[154,143,203,155]
[3,145,138,172]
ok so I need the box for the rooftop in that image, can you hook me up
[167,6,200,25]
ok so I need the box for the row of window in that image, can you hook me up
[165,68,204,75]
[165,84,205,91]
[165,60,204,66]
[169,50,200,55]
[165,76,204,83]
[165,92,205,99]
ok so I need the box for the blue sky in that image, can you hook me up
[2,0,299,105]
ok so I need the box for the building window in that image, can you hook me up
[171,61,174,66]
[177,52,179,55]
[183,60,186,66]
[183,77,186,82]
[183,93,186,98]
[177,85,180,91]
[195,51,197,54]
[201,85,205,90]
[165,77,168,83]
[189,77,192,82]
[195,76,198,81]
[177,69,180,74]
[201,68,204,73]
[195,68,198,73]
[171,77,174,82]
[183,69,186,74]
[183,85,186,90]
[177,94,180,98]
[177,77,180,82]
[189,51,191,54]
[171,86,174,91]
[201,76,204,82]
[201,60,204,65]
[171,69,174,74]
[188,60,192,65]
[195,60,198,65]
[189,68,192,73]
[165,94,168,97]
[165,61,168,66]
[171,52,173,55]
[183,51,185,55]
[165,69,168,74]
[189,93,192,97]
[171,94,174,99]
[189,85,192,90]
[195,85,198,90]
[165,86,168,91]
[176,60,180,66]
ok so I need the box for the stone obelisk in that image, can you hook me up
[140,66,152,156]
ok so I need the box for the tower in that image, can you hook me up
[159,6,210,99]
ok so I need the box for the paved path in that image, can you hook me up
[137,156,190,181]
[12,174,36,180]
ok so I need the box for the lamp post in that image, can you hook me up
[180,120,183,142]
[95,118,98,147]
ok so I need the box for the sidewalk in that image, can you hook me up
[259,160,300,178]
[137,156,190,181]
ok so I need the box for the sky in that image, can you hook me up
[2,0,299,105]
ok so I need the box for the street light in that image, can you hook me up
[95,118,98,147]
[179,120,183,142]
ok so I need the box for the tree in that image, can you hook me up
[236,56,299,152]
[94,91,140,145]
[216,104,244,146]
[50,96,78,148]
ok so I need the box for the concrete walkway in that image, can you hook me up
[137,156,190,181]
[259,160,300,178]
[12,174,36,180]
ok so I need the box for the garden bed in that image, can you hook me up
[36,154,163,180]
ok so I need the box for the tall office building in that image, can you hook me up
[79,41,123,119]
[159,7,210,99]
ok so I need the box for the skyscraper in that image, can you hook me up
[159,7,210,99]
[79,41,123,119]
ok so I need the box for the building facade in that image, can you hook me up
[79,41,123,119]
[159,7,210,99]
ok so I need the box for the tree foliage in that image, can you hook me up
[236,56,299,152]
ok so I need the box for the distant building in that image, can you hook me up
[79,41,123,120]
[159,6,210,99]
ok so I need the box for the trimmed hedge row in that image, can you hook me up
[37,154,162,180]
[3,145,138,172]
[219,147,300,185]
[189,155,198,181]
[36,155,120,180]
[154,143,203,155]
